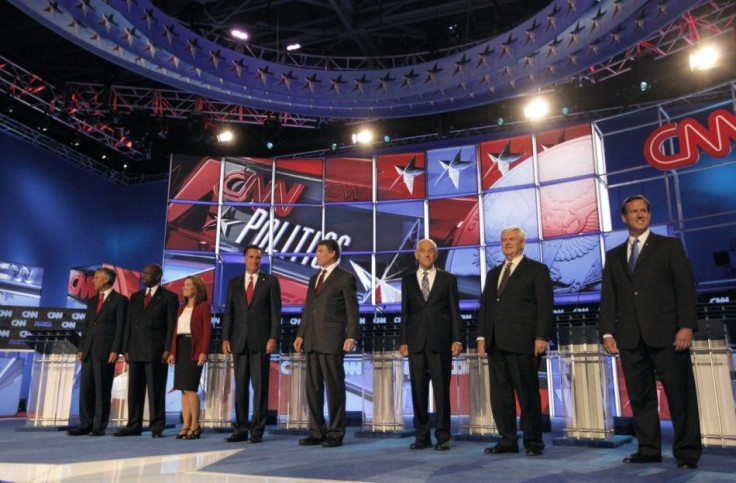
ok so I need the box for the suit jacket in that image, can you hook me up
[399,269,462,353]
[297,266,359,354]
[80,291,129,362]
[124,286,178,362]
[600,232,697,349]
[222,272,282,353]
[170,301,212,361]
[477,256,553,354]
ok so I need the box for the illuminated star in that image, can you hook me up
[424,64,443,84]
[590,7,607,33]
[141,9,156,30]
[500,33,517,57]
[77,0,92,18]
[476,44,495,67]
[377,72,395,91]
[436,150,473,189]
[546,4,561,31]
[144,39,156,58]
[568,22,585,47]
[255,66,273,85]
[546,36,562,58]
[43,2,63,18]
[207,49,224,69]
[389,156,424,194]
[328,74,347,93]
[302,73,320,92]
[486,141,524,177]
[279,70,297,88]
[401,69,419,88]
[352,74,370,93]
[230,59,247,78]
[453,54,470,76]
[100,13,117,34]
[525,19,541,45]
[168,55,180,69]
[185,38,200,59]
[162,24,178,45]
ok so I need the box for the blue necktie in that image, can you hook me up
[628,238,639,273]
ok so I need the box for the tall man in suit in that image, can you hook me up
[294,239,359,448]
[477,226,552,457]
[67,267,128,436]
[222,245,282,443]
[114,264,178,438]
[399,238,463,451]
[600,195,701,469]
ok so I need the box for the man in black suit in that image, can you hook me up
[67,267,128,436]
[114,264,177,438]
[222,245,282,443]
[477,226,552,457]
[600,194,701,469]
[294,239,359,448]
[399,238,462,451]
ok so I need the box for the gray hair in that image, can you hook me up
[500,225,527,242]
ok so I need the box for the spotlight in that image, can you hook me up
[561,106,570,116]
[352,128,374,145]
[217,129,234,143]
[523,97,549,121]
[265,141,274,150]
[383,134,391,143]
[231,29,249,41]
[639,81,650,92]
[497,117,505,126]
[330,142,338,151]
[689,45,720,71]
[286,43,301,51]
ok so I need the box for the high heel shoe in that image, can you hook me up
[174,427,190,440]
[184,427,202,440]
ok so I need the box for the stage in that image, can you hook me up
[0,418,734,482]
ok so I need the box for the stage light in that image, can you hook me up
[352,128,374,145]
[231,29,249,41]
[523,97,549,121]
[497,117,505,126]
[123,163,128,169]
[265,141,274,150]
[639,81,650,92]
[689,45,720,71]
[286,43,301,51]
[561,106,570,116]
[217,129,234,143]
[330,142,338,151]
[383,134,391,143]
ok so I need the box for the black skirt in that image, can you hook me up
[173,335,204,391]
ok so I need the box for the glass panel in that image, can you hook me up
[426,145,478,197]
[428,196,479,248]
[537,124,594,182]
[377,152,426,200]
[482,188,539,244]
[540,178,600,239]
[325,157,372,202]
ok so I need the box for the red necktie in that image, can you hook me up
[246,276,254,305]
[96,293,105,314]
[143,288,152,308]
[316,270,327,292]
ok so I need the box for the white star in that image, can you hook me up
[436,150,473,189]
[486,141,524,177]
[389,156,424,194]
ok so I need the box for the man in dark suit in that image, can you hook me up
[600,194,701,469]
[222,245,282,443]
[400,238,463,451]
[294,239,359,448]
[114,263,177,438]
[67,267,128,436]
[477,226,552,457]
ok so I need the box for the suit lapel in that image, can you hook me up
[633,233,656,271]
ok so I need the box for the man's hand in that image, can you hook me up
[166,353,175,365]
[161,351,170,364]
[673,328,693,352]
[603,336,619,355]
[107,352,118,364]
[293,336,304,353]
[451,342,463,356]
[534,339,547,356]
[266,338,277,354]
[76,351,83,361]
[222,340,231,355]
[343,339,356,353]
[399,344,409,357]
[477,340,486,357]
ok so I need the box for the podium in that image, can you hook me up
[107,357,150,429]
[691,319,736,448]
[456,349,499,439]
[357,328,411,437]
[201,332,235,430]
[275,352,310,432]
[552,324,630,447]
[24,329,80,428]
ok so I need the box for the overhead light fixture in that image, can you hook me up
[689,45,720,71]
[217,129,234,143]
[496,117,505,126]
[286,43,301,51]
[231,29,249,41]
[639,81,650,92]
[265,141,274,150]
[351,128,374,145]
[523,97,549,121]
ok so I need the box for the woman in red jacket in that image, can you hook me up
[167,275,211,439]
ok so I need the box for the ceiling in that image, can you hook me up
[0,0,734,183]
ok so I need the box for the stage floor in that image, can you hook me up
[0,418,734,482]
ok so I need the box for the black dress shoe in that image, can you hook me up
[623,452,662,464]
[434,441,450,451]
[248,435,263,443]
[89,429,106,436]
[224,433,248,443]
[298,436,325,446]
[322,438,342,448]
[526,448,543,457]
[151,430,164,438]
[66,427,90,436]
[484,444,519,454]
[113,429,141,437]
[677,460,698,470]
[410,440,432,450]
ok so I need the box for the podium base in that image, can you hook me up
[553,435,632,448]
[703,445,736,456]
[355,429,415,438]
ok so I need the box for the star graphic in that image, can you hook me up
[185,38,200,59]
[541,130,566,151]
[424,64,443,84]
[656,1,667,16]
[568,22,585,47]
[100,13,117,34]
[453,54,470,76]
[486,141,524,177]
[352,74,370,92]
[546,4,561,31]
[279,70,297,88]
[436,150,473,189]
[168,55,180,69]
[77,0,92,18]
[43,2,63,18]
[547,36,562,58]
[206,49,224,69]
[328,74,347,93]
[567,0,577,14]
[612,0,625,17]
[255,66,273,84]
[401,69,419,88]
[522,51,539,68]
[500,33,518,57]
[67,18,85,34]
[590,7,607,33]
[302,73,321,92]
[389,156,424,194]
[634,10,648,31]
[476,44,495,67]
[230,59,247,77]
[141,9,156,30]
[587,37,603,55]
[162,24,178,45]
[144,39,156,58]
[377,72,395,91]
[525,19,541,45]
[609,24,625,44]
